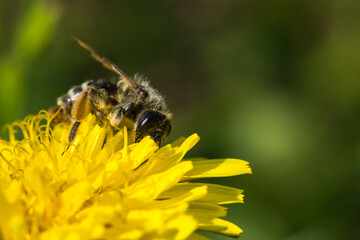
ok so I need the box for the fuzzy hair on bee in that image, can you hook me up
[49,38,172,145]
[132,74,171,112]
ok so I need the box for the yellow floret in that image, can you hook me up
[0,111,251,240]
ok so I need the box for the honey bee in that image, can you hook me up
[49,38,172,145]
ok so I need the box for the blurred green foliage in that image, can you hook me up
[1,0,359,239]
[0,0,60,124]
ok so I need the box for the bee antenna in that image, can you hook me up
[72,36,140,89]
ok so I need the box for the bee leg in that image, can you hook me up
[87,87,114,111]
[86,87,118,127]
[62,121,81,155]
[67,89,92,143]
[71,88,91,121]
[69,121,81,142]
[108,106,125,127]
[107,102,137,128]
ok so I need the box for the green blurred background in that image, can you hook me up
[1,0,359,239]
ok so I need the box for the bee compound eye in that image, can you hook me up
[137,111,165,128]
[135,111,171,144]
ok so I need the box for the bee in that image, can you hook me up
[49,38,172,145]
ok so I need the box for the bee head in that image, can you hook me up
[135,110,171,145]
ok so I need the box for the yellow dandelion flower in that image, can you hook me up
[0,111,252,240]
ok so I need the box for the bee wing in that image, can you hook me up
[73,37,140,89]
